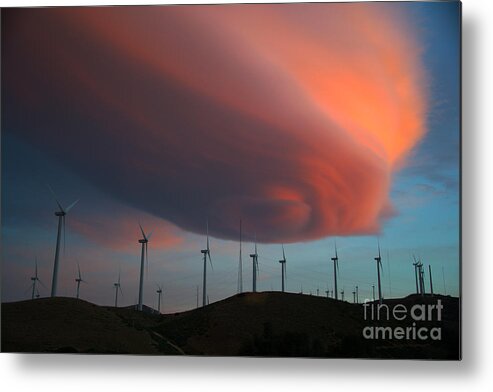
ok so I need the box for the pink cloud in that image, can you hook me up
[3,4,427,243]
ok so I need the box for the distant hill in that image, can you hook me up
[1,292,460,359]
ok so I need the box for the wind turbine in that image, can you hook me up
[250,235,259,292]
[352,289,356,303]
[201,220,213,307]
[75,261,87,299]
[279,244,287,292]
[340,288,345,301]
[386,250,392,298]
[30,257,46,300]
[428,265,434,296]
[331,241,339,300]
[442,266,447,295]
[114,270,122,307]
[412,256,420,294]
[138,224,152,311]
[419,262,426,296]
[47,185,79,297]
[237,220,243,293]
[156,284,163,313]
[356,285,359,304]
[374,241,383,304]
[372,285,375,302]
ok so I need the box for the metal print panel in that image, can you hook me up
[1,1,461,359]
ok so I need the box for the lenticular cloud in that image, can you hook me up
[2,4,427,243]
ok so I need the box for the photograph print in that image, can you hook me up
[1,1,461,359]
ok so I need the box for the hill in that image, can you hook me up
[1,292,460,358]
[1,297,159,354]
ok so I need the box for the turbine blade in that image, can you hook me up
[146,231,153,241]
[139,223,146,240]
[282,244,286,261]
[38,278,48,290]
[208,252,213,271]
[206,219,210,251]
[47,184,64,212]
[377,238,381,259]
[24,284,33,295]
[77,262,81,280]
[65,199,79,213]
[35,257,38,278]
[63,215,66,255]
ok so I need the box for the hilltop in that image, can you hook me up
[1,292,460,358]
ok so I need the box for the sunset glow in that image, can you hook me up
[3,4,427,243]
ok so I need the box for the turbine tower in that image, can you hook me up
[374,241,383,304]
[279,244,287,292]
[250,236,259,292]
[138,224,152,311]
[428,265,434,296]
[156,285,163,313]
[331,242,339,300]
[75,261,86,299]
[237,220,243,293]
[201,220,213,307]
[47,185,79,297]
[442,266,447,295]
[419,262,426,296]
[114,270,122,307]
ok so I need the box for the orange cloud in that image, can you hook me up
[3,4,427,243]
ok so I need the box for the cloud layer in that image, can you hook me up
[2,4,427,243]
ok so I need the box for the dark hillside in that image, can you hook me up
[1,292,459,358]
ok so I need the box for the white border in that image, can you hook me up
[2,0,492,390]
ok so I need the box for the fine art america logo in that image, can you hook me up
[362,300,444,341]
